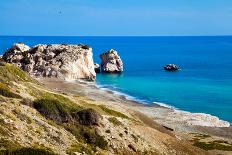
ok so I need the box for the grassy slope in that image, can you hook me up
[1,62,228,155]
[0,63,139,154]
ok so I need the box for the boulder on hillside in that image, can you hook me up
[3,43,96,81]
[100,49,123,73]
[164,64,180,71]
[73,108,102,126]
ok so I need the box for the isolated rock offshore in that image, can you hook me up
[3,43,96,81]
[100,49,123,73]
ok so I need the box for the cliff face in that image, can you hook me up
[100,49,123,73]
[3,43,96,81]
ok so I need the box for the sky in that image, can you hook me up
[0,0,232,36]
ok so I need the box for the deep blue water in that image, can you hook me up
[1,36,232,122]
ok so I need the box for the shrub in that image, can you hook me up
[33,93,108,150]
[65,124,108,150]
[34,98,71,123]
[0,83,21,98]
[66,143,93,155]
[20,98,33,107]
[108,117,122,126]
[0,139,20,154]
[0,63,33,83]
[193,141,232,151]
[98,105,129,119]
[33,93,82,123]
[72,108,101,126]
[1,147,56,155]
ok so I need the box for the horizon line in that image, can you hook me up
[1,35,232,37]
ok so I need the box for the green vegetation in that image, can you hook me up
[0,83,21,99]
[77,98,130,119]
[193,140,232,151]
[0,63,33,83]
[191,133,232,151]
[66,143,93,155]
[0,63,119,153]
[12,108,32,124]
[191,133,211,139]
[108,117,122,126]
[0,96,6,102]
[0,138,56,155]
[33,93,108,151]
[0,118,11,136]
[98,105,129,119]
[1,148,56,155]
[65,124,108,150]
[26,85,44,98]
[20,98,33,107]
[33,93,82,123]
[0,126,9,137]
[0,138,20,154]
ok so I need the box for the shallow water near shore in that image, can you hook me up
[1,36,232,122]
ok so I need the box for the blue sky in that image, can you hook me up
[0,0,232,36]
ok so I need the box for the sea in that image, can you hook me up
[0,36,232,123]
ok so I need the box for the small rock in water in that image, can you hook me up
[164,64,180,71]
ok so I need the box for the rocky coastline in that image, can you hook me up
[3,43,96,81]
[39,77,232,154]
[1,43,232,154]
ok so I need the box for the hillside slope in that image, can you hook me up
[0,62,208,155]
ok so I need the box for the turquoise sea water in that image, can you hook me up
[0,36,232,122]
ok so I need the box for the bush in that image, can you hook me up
[0,83,21,98]
[66,143,93,155]
[33,93,107,150]
[193,141,232,151]
[108,117,122,126]
[72,108,101,126]
[1,147,56,155]
[34,98,71,123]
[20,98,33,107]
[99,105,129,119]
[65,124,108,150]
[33,93,83,123]
[0,63,34,83]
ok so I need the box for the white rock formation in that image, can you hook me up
[100,49,123,73]
[3,43,96,81]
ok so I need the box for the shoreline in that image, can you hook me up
[37,78,232,140]
[75,78,231,128]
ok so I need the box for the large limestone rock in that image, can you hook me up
[3,43,96,81]
[100,49,123,73]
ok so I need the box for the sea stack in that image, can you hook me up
[164,64,180,71]
[94,63,101,73]
[100,49,123,73]
[3,43,96,81]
